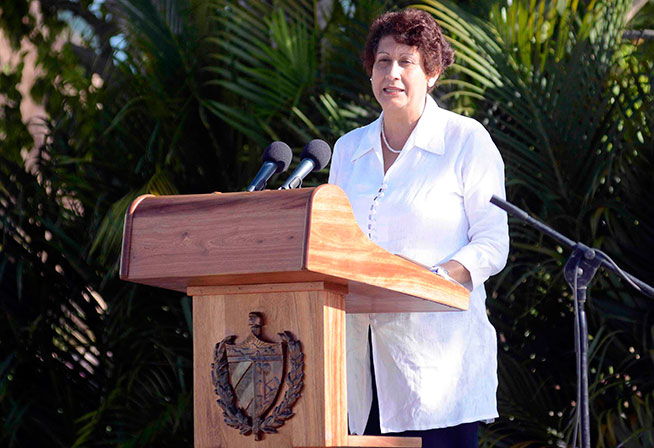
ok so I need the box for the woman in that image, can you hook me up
[328,9,510,447]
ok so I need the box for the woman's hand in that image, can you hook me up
[437,260,471,286]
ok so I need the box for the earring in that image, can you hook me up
[370,78,372,82]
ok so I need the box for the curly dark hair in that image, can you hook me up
[363,9,454,81]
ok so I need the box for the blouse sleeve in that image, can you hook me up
[449,124,510,291]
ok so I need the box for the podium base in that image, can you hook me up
[345,435,421,447]
[296,435,421,447]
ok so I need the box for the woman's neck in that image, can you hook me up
[382,106,423,151]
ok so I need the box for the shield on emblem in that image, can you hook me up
[213,312,304,440]
[225,332,284,419]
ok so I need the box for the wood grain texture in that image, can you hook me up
[132,271,333,293]
[323,291,347,446]
[291,435,422,448]
[345,282,456,314]
[193,288,348,447]
[121,186,469,312]
[346,436,422,447]
[122,189,312,289]
[119,194,155,280]
[187,280,456,314]
[188,282,348,297]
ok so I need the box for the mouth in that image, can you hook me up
[383,86,404,94]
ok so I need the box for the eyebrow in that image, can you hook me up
[375,51,417,59]
[375,51,416,56]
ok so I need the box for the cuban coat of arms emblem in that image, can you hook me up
[211,312,304,440]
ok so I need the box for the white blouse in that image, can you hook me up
[328,95,510,434]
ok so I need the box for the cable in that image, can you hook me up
[595,249,645,294]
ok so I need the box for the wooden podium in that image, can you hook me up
[120,184,469,448]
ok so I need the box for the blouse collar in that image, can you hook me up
[350,95,447,162]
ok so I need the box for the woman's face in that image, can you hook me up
[371,35,438,118]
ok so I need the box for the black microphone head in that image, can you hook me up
[300,139,332,171]
[263,141,293,173]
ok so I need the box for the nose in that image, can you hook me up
[386,61,401,80]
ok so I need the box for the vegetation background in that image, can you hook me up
[1,0,653,446]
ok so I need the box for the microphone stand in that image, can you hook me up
[490,196,654,448]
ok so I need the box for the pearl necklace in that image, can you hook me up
[381,120,402,154]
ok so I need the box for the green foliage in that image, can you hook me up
[596,392,654,447]
[0,64,32,163]
[203,0,384,167]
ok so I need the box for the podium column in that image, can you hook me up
[191,282,348,448]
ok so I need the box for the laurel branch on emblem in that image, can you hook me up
[211,328,304,440]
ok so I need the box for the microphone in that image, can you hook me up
[279,139,332,189]
[246,141,293,192]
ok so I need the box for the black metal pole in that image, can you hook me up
[564,246,600,448]
[490,196,654,448]
[578,291,591,448]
